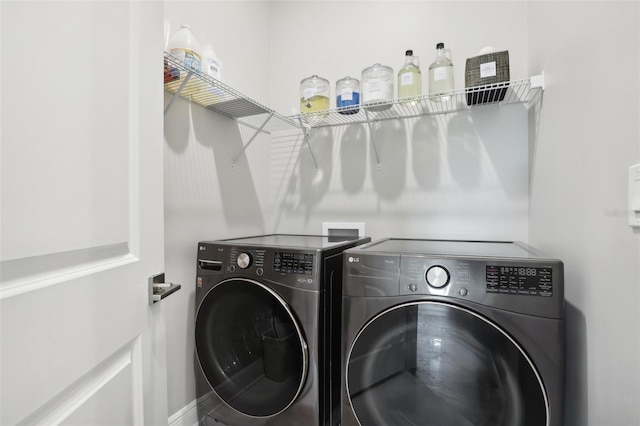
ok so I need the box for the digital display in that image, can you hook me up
[273,251,313,275]
[486,265,553,297]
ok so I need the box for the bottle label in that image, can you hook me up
[303,88,316,100]
[340,88,353,101]
[434,67,448,82]
[367,79,383,92]
[480,61,497,78]
[205,58,221,79]
[338,91,359,108]
[170,48,201,72]
[364,78,392,101]
[400,73,414,86]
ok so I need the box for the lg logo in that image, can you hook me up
[348,256,360,263]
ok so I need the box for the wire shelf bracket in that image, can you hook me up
[297,119,320,173]
[363,109,382,170]
[164,71,192,116]
[231,112,274,168]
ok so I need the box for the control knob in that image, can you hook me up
[426,265,450,288]
[237,253,252,269]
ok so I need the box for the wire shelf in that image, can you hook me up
[164,54,543,170]
[165,51,542,133]
[288,76,543,128]
[164,53,300,133]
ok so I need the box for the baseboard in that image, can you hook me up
[168,399,198,426]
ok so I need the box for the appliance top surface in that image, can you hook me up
[357,238,555,260]
[210,234,368,251]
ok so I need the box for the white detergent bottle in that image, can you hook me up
[167,24,202,73]
[201,44,222,81]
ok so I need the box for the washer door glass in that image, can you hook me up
[195,278,308,418]
[346,302,547,426]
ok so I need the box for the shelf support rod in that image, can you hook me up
[164,71,193,115]
[298,118,320,173]
[231,112,274,168]
[364,109,381,169]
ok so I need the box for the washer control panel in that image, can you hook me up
[273,251,314,275]
[229,249,314,276]
[197,243,320,291]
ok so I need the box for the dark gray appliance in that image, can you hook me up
[195,234,370,426]
[341,239,564,426]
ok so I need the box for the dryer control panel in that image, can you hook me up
[398,257,555,298]
[486,265,553,297]
[343,239,564,319]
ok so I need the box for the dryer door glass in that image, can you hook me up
[346,301,547,426]
[195,278,308,418]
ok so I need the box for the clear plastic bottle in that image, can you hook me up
[398,50,422,102]
[167,24,202,73]
[428,42,454,99]
[201,44,222,81]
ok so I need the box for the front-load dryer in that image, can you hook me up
[195,234,370,426]
[341,239,564,426]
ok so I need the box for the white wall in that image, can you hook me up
[527,2,640,425]
[163,1,640,424]
[163,2,273,415]
[268,1,531,242]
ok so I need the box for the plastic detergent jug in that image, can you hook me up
[167,24,202,73]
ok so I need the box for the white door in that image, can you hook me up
[1,1,167,425]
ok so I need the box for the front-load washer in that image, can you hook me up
[341,239,564,426]
[195,234,370,426]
